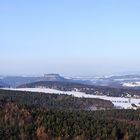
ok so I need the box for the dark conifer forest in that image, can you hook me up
[0,90,139,140]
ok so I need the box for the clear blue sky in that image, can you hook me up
[0,0,140,76]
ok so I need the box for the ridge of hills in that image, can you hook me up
[0,74,90,88]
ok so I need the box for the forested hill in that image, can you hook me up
[18,81,88,90]
[0,102,139,140]
[18,81,140,97]
[0,89,114,110]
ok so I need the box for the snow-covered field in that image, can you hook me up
[123,82,140,87]
[1,88,140,109]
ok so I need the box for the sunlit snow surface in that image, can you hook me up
[123,82,140,87]
[1,88,140,109]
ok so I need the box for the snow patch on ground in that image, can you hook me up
[123,82,140,87]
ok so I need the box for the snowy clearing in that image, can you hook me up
[1,88,140,109]
[123,82,140,87]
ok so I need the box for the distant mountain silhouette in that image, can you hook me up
[0,74,90,88]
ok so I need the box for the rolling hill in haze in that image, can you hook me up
[72,74,140,89]
[2,73,140,89]
[0,80,9,88]
[0,74,90,88]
